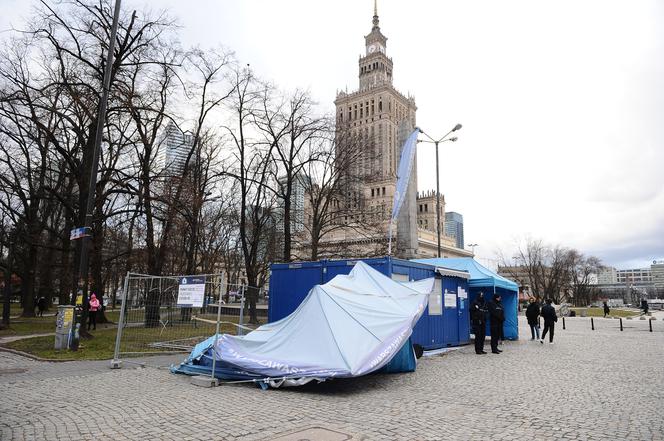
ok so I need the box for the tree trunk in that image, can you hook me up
[20,246,38,318]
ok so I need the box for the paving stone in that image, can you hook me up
[0,317,662,440]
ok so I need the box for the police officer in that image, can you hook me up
[488,294,505,354]
[470,292,488,355]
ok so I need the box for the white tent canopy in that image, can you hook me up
[183,262,434,386]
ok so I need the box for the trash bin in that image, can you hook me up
[54,305,75,350]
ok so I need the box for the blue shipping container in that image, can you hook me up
[268,257,470,350]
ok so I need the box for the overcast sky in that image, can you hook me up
[2,0,663,270]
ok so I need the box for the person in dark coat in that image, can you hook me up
[603,301,610,318]
[540,298,557,344]
[525,298,541,340]
[487,294,505,354]
[36,296,47,317]
[641,299,649,315]
[470,292,488,355]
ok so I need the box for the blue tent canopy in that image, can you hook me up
[412,258,519,340]
[413,258,518,291]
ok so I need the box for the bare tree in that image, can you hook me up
[254,89,328,261]
[503,238,572,303]
[221,65,278,323]
[299,128,384,260]
[568,251,603,306]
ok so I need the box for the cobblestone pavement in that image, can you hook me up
[1,316,663,441]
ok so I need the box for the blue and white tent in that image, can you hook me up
[413,258,520,340]
[172,261,434,387]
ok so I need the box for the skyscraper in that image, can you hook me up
[334,2,418,257]
[276,175,305,234]
[157,121,193,174]
[444,212,464,249]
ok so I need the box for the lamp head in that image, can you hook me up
[453,123,462,131]
[449,137,458,142]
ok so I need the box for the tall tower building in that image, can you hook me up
[444,212,464,249]
[334,2,418,257]
[157,122,193,175]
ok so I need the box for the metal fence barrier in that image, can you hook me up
[110,272,265,368]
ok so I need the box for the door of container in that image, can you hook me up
[456,280,470,344]
[442,277,460,346]
[424,277,444,350]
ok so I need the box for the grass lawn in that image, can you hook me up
[4,328,119,360]
[0,311,119,337]
[1,317,62,337]
[571,307,638,318]
[2,317,242,360]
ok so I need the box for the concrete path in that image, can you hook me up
[1,316,663,440]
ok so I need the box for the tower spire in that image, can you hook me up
[372,0,380,31]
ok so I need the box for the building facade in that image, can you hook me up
[616,268,652,284]
[157,122,193,174]
[275,175,305,234]
[652,260,664,290]
[332,4,418,258]
[597,266,617,284]
[297,3,471,261]
[416,190,444,233]
[444,212,464,249]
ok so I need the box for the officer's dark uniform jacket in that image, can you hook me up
[470,298,487,326]
[488,300,505,329]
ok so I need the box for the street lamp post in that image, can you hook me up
[73,0,122,307]
[418,124,462,257]
[468,243,478,255]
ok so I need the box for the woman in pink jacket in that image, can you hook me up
[88,293,100,331]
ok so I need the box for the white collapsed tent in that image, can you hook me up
[172,261,434,387]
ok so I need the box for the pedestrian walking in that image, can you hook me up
[487,294,505,354]
[526,297,540,340]
[36,296,47,317]
[470,292,488,355]
[88,293,100,331]
[641,299,649,315]
[603,301,610,318]
[540,298,557,344]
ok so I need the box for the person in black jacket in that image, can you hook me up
[470,292,488,355]
[540,298,558,344]
[603,301,610,318]
[487,294,505,354]
[525,298,540,340]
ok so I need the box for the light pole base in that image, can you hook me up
[110,359,122,369]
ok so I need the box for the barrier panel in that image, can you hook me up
[110,272,264,368]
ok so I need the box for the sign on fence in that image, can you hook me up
[177,276,206,308]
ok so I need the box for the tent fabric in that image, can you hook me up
[413,258,518,291]
[172,261,433,387]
